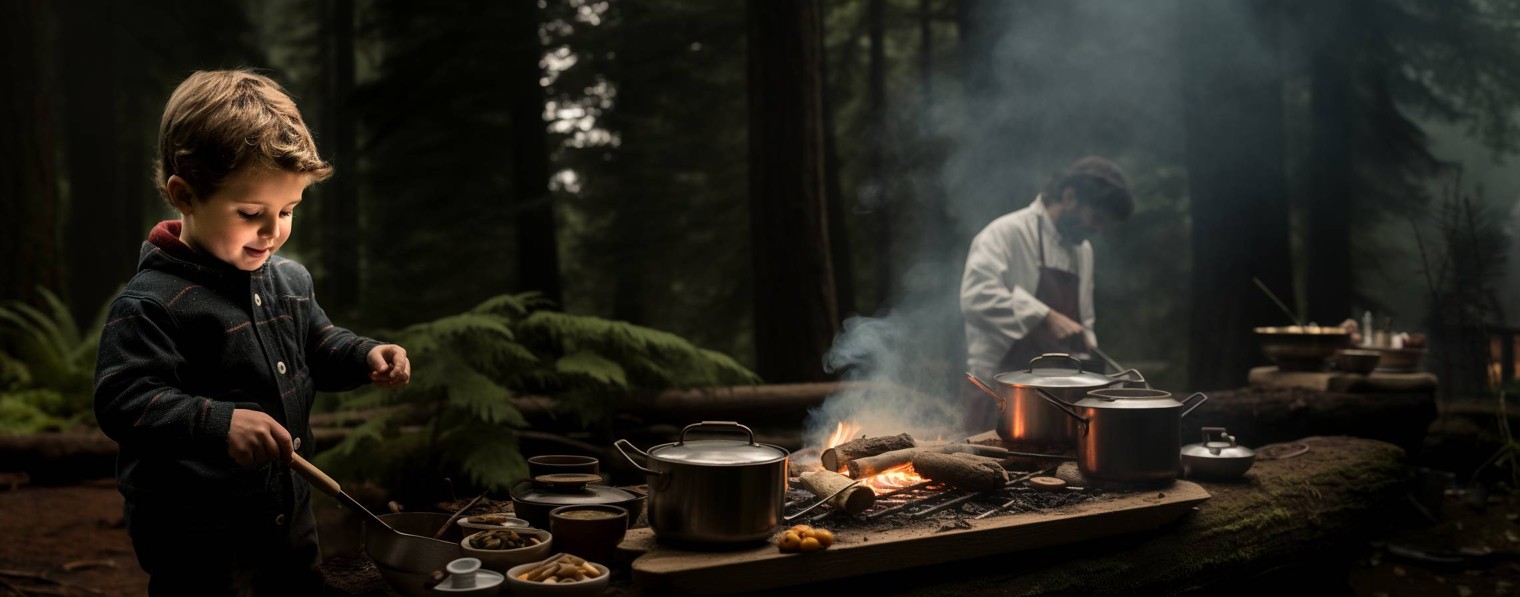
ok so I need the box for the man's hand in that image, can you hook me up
[367,344,411,388]
[228,409,293,466]
[1042,310,1089,347]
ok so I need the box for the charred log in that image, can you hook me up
[820,433,915,472]
[797,470,876,515]
[910,452,1007,491]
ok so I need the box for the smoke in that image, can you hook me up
[802,310,968,450]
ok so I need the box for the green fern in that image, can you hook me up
[318,292,759,493]
[0,286,116,430]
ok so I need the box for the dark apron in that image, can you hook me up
[997,221,1084,372]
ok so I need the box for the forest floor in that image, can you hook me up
[1,479,1518,596]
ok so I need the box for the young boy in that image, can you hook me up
[93,69,410,595]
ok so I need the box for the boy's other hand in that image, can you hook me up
[228,409,294,466]
[367,344,411,388]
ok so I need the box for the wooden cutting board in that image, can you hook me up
[620,480,1210,595]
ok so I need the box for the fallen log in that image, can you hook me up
[797,470,875,515]
[910,452,1008,491]
[820,433,915,473]
[1182,386,1436,455]
[846,444,982,478]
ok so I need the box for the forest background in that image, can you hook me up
[4,0,1520,493]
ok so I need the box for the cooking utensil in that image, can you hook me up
[1333,349,1381,374]
[1373,347,1426,372]
[966,353,1147,446]
[1252,276,1304,328]
[290,455,461,594]
[615,420,791,545]
[1180,427,1256,480]
[1034,387,1207,485]
[1254,326,1351,371]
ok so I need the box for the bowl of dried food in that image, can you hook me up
[460,528,553,573]
[505,554,610,596]
[457,513,531,532]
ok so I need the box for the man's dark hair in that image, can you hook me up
[1040,156,1134,221]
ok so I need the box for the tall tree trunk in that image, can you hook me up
[866,0,893,308]
[748,0,839,382]
[1181,0,1295,391]
[1305,0,1353,325]
[920,0,934,103]
[506,1,561,305]
[0,0,60,308]
[60,0,133,321]
[321,0,360,319]
[820,10,855,318]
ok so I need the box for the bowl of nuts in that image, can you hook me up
[460,528,553,573]
[505,553,609,596]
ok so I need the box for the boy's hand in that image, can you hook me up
[228,409,293,466]
[367,344,411,388]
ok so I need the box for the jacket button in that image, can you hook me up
[254,293,263,307]
[277,361,287,375]
[293,437,302,451]
[274,514,286,526]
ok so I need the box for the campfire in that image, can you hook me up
[791,424,1100,529]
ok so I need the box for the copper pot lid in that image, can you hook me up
[1180,427,1256,461]
[995,353,1121,389]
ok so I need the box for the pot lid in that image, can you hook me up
[994,353,1123,389]
[512,480,640,506]
[649,439,787,465]
[1076,388,1184,409]
[1180,427,1256,460]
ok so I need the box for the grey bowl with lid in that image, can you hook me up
[616,421,790,545]
[1181,427,1256,480]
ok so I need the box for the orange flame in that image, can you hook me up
[821,421,927,493]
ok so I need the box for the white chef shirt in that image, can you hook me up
[961,196,1097,378]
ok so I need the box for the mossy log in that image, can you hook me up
[804,435,1408,596]
[1182,386,1435,456]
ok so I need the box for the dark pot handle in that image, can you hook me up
[613,439,663,476]
[1034,388,1089,424]
[964,372,1006,412]
[1179,392,1209,418]
[1028,353,1083,373]
[679,421,755,445]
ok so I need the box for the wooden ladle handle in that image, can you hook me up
[291,453,342,497]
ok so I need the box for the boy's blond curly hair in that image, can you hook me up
[154,69,332,205]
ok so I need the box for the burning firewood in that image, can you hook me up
[797,470,876,515]
[910,452,1008,491]
[846,443,983,479]
[819,433,915,472]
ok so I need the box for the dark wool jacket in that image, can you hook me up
[94,221,380,531]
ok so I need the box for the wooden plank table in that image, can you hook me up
[621,481,1210,594]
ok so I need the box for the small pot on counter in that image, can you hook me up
[615,421,789,545]
[1181,427,1256,480]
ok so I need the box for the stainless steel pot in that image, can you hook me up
[1035,387,1207,485]
[970,353,1146,446]
[615,421,789,545]
[1180,427,1256,480]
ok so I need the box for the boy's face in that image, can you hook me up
[170,166,308,271]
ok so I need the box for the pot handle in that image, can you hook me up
[613,439,663,476]
[1179,392,1209,418]
[679,421,756,445]
[1106,368,1149,388]
[964,372,1007,412]
[1034,388,1088,424]
[1028,353,1083,373]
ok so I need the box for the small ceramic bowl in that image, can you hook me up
[457,514,531,533]
[1334,349,1382,375]
[527,455,600,478]
[431,557,505,596]
[505,559,611,597]
[549,505,627,565]
[460,528,553,573]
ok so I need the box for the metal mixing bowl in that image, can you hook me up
[364,512,465,596]
[1254,326,1351,371]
